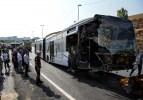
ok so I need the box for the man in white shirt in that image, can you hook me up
[17,51,22,72]
[23,52,29,77]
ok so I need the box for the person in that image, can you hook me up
[12,48,18,70]
[0,50,3,76]
[138,51,143,76]
[23,51,29,77]
[68,46,76,72]
[35,52,43,84]
[2,50,10,74]
[130,50,143,77]
[17,50,23,73]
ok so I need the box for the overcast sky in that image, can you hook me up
[0,0,143,38]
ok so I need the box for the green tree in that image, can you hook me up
[117,8,128,20]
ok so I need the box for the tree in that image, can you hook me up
[117,8,128,20]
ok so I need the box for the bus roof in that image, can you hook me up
[63,14,132,32]
[44,14,132,39]
[45,31,61,39]
[63,17,93,31]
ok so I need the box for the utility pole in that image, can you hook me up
[40,25,44,39]
[77,4,82,21]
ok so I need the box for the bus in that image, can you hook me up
[35,14,136,71]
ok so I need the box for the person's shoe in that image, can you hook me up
[39,80,43,83]
[36,82,40,86]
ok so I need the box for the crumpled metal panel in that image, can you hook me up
[76,15,135,70]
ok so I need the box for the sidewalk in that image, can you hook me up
[0,63,65,100]
[0,63,18,100]
[0,50,66,100]
[13,60,67,100]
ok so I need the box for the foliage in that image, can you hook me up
[117,8,128,20]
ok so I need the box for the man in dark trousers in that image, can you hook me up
[130,50,143,77]
[35,52,43,84]
[138,51,143,76]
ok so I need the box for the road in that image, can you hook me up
[29,52,130,100]
[0,52,134,100]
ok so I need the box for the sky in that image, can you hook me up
[0,0,143,38]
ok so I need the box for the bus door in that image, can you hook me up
[50,41,54,62]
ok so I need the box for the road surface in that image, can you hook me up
[0,52,136,100]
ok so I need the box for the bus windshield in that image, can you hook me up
[97,20,135,54]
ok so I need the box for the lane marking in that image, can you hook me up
[30,63,76,100]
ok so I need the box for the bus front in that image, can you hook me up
[77,15,136,71]
[96,16,136,71]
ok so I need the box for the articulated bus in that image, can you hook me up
[35,14,136,72]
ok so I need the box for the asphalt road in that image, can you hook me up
[0,51,134,100]
[27,52,131,100]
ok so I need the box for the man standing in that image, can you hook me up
[0,50,3,76]
[3,50,10,74]
[130,50,143,77]
[17,50,23,73]
[23,51,29,77]
[138,51,143,76]
[12,48,18,70]
[35,52,43,84]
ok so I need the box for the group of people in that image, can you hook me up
[0,47,10,75]
[12,47,30,77]
[12,46,43,85]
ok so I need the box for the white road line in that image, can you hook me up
[30,63,76,100]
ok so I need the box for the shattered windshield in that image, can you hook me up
[97,20,135,54]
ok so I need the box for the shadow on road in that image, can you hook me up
[20,73,61,99]
[50,64,134,99]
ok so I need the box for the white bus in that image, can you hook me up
[36,14,136,71]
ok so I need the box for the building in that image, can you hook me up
[129,13,143,51]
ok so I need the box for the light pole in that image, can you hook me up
[77,4,82,21]
[40,25,44,39]
[31,31,34,38]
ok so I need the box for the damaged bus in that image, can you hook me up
[38,14,136,72]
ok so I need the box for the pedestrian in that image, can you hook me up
[0,50,3,76]
[68,46,76,72]
[17,50,23,73]
[12,48,18,71]
[2,49,10,74]
[35,52,43,84]
[23,51,29,77]
[138,51,143,76]
[130,50,143,77]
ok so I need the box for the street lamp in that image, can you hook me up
[77,4,82,21]
[31,31,34,38]
[40,25,44,39]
